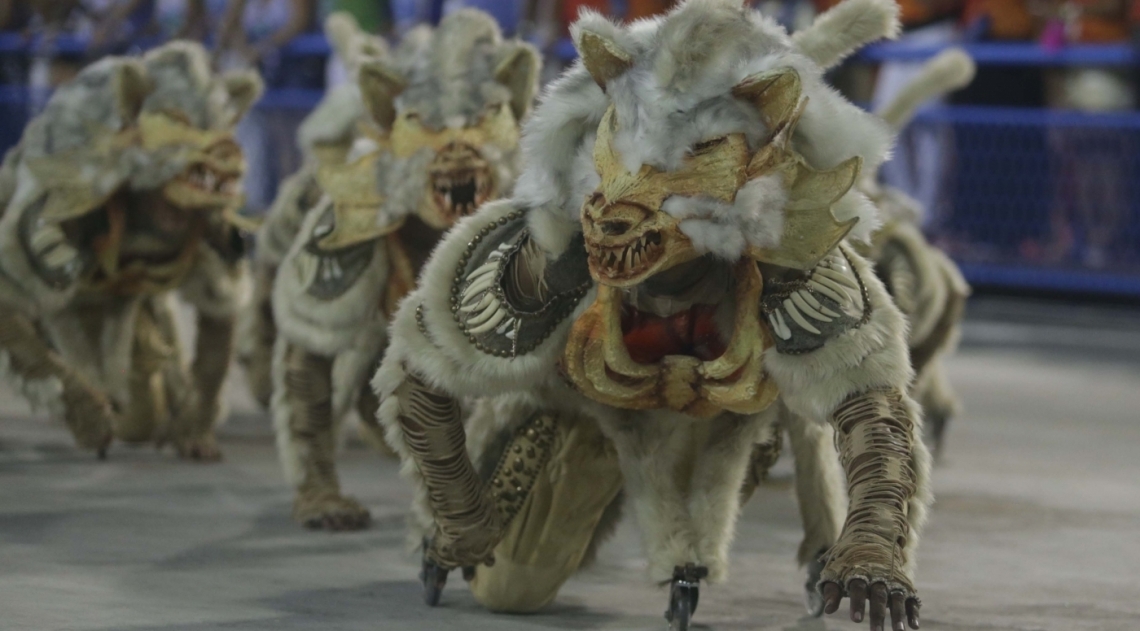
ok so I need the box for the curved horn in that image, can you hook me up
[732,67,802,132]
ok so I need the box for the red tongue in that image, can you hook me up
[621,304,726,364]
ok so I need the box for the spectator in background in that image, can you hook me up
[87,0,156,53]
[152,0,211,41]
[218,0,315,81]
[952,0,1046,106]
[217,0,316,212]
[321,0,390,88]
[1041,0,1135,268]
[869,0,964,229]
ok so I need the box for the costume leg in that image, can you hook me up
[0,306,114,454]
[353,361,398,459]
[468,411,623,613]
[688,412,771,583]
[274,341,370,530]
[782,406,845,567]
[240,264,277,408]
[169,311,236,461]
[782,406,846,616]
[915,358,958,461]
[116,297,176,443]
[599,416,698,584]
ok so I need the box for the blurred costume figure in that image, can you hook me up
[268,10,539,530]
[0,42,261,459]
[240,12,388,410]
[217,0,316,211]
[859,49,976,459]
[374,1,931,629]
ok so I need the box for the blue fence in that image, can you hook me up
[2,33,1139,296]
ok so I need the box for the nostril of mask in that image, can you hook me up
[601,221,631,236]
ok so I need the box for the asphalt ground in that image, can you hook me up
[2,297,1138,631]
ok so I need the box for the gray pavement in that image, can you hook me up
[2,302,1139,631]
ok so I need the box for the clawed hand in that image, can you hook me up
[821,579,920,631]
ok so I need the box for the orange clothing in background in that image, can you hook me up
[1069,0,1129,42]
[561,0,611,33]
[815,0,960,27]
[962,0,1037,39]
[626,0,675,20]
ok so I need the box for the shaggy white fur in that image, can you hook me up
[271,202,391,357]
[374,0,930,601]
[763,245,931,575]
[782,404,846,565]
[876,48,976,131]
[791,0,900,69]
[296,85,365,155]
[663,174,788,260]
[518,0,892,258]
[0,349,67,418]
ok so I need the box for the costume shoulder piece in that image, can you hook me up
[760,245,870,355]
[447,209,591,358]
[294,198,381,302]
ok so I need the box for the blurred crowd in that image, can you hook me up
[2,0,1138,268]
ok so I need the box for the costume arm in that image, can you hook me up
[175,228,249,442]
[761,244,931,601]
[373,200,590,567]
[0,303,115,451]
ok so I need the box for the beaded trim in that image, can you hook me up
[447,209,591,358]
[485,412,558,526]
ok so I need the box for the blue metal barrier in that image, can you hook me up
[3,31,1139,296]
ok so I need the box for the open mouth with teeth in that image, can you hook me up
[562,257,779,419]
[165,162,242,210]
[430,167,493,222]
[182,163,241,195]
[581,196,699,288]
[423,141,496,227]
[588,229,666,283]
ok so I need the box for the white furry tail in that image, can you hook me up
[875,48,976,131]
[791,0,900,70]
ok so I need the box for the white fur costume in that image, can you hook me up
[374,0,932,624]
[269,9,540,530]
[0,42,261,459]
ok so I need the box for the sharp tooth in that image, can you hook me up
[807,278,844,304]
[769,314,791,340]
[632,251,641,268]
[329,257,343,279]
[465,273,496,296]
[467,304,507,331]
[42,242,78,268]
[783,299,821,334]
[495,318,514,335]
[815,266,859,290]
[623,247,633,270]
[30,223,64,251]
[791,291,832,322]
[444,191,452,209]
[460,292,494,313]
[811,276,857,308]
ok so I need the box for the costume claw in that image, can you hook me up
[421,537,450,607]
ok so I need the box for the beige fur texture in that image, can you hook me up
[374,0,930,607]
[0,42,254,456]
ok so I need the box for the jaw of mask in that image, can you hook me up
[565,82,863,418]
[391,101,519,230]
[139,112,246,213]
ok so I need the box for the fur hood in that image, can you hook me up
[519,0,896,260]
